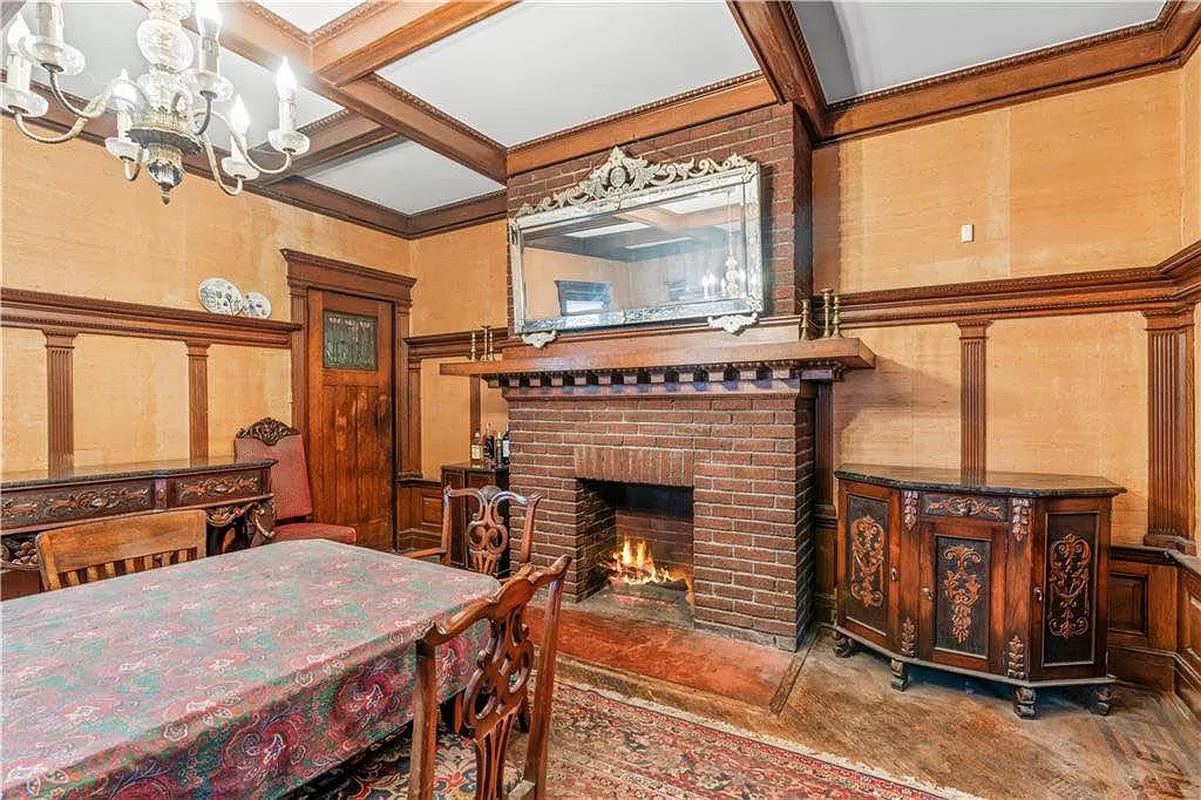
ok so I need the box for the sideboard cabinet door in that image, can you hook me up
[1032,497,1110,681]
[918,517,1009,675]
[838,482,899,651]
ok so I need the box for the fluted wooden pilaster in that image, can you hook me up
[814,381,834,510]
[1144,307,1196,553]
[44,331,76,475]
[186,342,210,460]
[958,321,991,484]
[289,288,308,439]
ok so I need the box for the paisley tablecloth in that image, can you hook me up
[1,540,499,799]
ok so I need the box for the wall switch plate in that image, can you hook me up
[960,224,974,243]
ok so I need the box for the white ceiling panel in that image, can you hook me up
[304,141,504,214]
[794,1,1166,103]
[254,1,365,34]
[4,2,340,147]
[376,1,759,147]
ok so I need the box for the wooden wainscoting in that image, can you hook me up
[1108,545,1201,717]
[396,476,443,552]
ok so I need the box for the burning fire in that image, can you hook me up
[607,537,694,604]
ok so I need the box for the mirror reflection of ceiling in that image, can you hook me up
[4,1,1170,218]
[792,1,1166,103]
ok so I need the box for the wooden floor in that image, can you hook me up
[553,629,1201,799]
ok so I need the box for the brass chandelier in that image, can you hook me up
[1,0,310,203]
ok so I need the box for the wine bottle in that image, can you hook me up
[470,429,483,463]
[482,424,495,464]
[501,427,511,465]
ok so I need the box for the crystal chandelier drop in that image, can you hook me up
[1,0,310,204]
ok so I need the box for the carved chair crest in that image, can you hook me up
[236,417,300,446]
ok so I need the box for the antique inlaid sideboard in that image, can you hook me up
[1,458,275,598]
[833,464,1125,718]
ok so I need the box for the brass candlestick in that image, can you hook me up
[831,294,843,338]
[470,330,478,361]
[799,298,811,340]
[820,288,833,338]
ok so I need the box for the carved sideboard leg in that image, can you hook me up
[889,658,909,692]
[1013,687,1037,719]
[1090,684,1112,716]
[832,630,857,658]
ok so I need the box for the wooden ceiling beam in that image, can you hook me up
[506,73,776,175]
[257,110,400,185]
[725,0,826,138]
[321,75,507,182]
[314,0,518,87]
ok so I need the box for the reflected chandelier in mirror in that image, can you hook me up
[510,147,763,340]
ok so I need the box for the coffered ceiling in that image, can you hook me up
[3,0,1192,240]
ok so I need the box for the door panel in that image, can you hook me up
[838,481,897,648]
[308,291,394,551]
[1041,510,1100,668]
[919,517,1006,673]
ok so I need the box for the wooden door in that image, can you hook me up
[837,481,900,651]
[918,514,1008,675]
[307,291,394,551]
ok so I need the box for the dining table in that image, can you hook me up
[1,539,500,798]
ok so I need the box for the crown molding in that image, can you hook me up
[406,192,508,238]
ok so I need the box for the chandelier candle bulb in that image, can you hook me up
[34,0,64,49]
[276,59,297,134]
[195,0,221,76]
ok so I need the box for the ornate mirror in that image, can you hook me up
[510,147,763,345]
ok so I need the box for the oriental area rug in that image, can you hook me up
[295,683,971,799]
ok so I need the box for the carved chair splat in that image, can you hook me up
[409,485,543,577]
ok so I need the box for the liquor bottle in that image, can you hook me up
[470,429,483,463]
[482,424,495,464]
[500,427,511,465]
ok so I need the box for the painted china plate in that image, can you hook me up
[198,278,244,316]
[242,292,272,319]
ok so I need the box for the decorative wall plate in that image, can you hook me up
[242,292,272,319]
[198,278,245,316]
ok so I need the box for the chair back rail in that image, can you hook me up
[408,554,571,800]
[37,509,208,591]
[439,485,544,576]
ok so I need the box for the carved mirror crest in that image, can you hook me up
[509,146,764,343]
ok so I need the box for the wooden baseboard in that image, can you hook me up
[1107,643,1178,691]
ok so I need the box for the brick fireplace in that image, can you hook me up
[504,388,815,650]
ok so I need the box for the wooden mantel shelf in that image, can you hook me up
[440,336,875,381]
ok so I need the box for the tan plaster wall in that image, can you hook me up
[814,71,1186,294]
[987,314,1148,544]
[0,133,409,469]
[1184,49,1200,243]
[832,324,961,475]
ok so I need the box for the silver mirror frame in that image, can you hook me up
[509,147,763,337]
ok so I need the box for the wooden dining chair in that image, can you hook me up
[37,509,208,591]
[408,485,543,577]
[293,554,571,800]
[235,417,357,545]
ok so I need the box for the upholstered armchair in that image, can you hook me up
[234,418,357,545]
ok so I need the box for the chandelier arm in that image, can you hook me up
[201,135,245,197]
[12,112,89,144]
[191,96,215,138]
[46,71,111,120]
[237,142,294,176]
